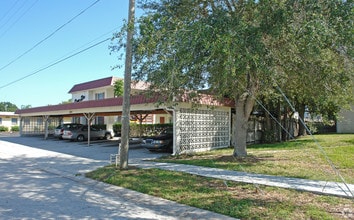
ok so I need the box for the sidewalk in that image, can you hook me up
[0,139,237,220]
[134,160,354,199]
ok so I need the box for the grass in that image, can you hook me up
[158,134,354,183]
[86,134,354,219]
[86,166,353,219]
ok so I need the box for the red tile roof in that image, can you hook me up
[15,93,233,116]
[15,94,162,115]
[68,76,118,93]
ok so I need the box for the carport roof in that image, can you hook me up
[15,94,159,116]
[15,93,233,117]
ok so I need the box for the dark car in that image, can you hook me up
[54,123,83,139]
[62,125,113,141]
[142,127,173,152]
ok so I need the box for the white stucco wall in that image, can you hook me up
[0,112,20,131]
[337,105,354,133]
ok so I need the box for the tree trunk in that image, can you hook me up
[297,103,307,136]
[232,93,255,157]
[276,101,282,142]
[120,0,135,170]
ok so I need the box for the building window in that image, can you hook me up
[95,116,104,125]
[95,92,105,100]
[0,118,2,125]
[11,118,17,125]
[73,117,81,124]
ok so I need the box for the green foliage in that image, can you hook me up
[125,0,287,101]
[0,102,18,112]
[11,126,19,132]
[262,129,278,143]
[267,0,354,121]
[0,126,9,132]
[111,0,353,152]
[113,123,172,137]
[20,105,32,109]
[113,79,124,97]
[60,99,72,104]
[112,123,122,134]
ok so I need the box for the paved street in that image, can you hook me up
[0,135,235,220]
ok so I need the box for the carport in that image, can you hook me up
[16,93,233,155]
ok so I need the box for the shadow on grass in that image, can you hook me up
[247,138,317,150]
[344,139,354,145]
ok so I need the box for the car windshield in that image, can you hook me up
[65,124,80,129]
[80,126,100,131]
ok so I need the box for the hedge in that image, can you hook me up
[113,123,173,137]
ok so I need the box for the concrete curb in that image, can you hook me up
[41,166,238,220]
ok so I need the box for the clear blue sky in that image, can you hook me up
[0,0,136,108]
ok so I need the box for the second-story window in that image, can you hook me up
[95,92,105,100]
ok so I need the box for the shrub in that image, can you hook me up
[11,126,19,132]
[262,129,277,143]
[0,126,9,132]
[113,123,173,137]
[306,122,336,134]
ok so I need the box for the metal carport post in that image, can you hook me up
[43,115,50,140]
[83,113,96,147]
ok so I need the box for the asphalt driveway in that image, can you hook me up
[0,134,235,220]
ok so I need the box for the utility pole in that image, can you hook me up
[120,0,135,169]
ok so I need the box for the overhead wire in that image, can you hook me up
[0,0,21,24]
[233,78,353,198]
[272,80,354,198]
[0,0,22,28]
[0,0,101,73]
[0,0,40,39]
[0,37,110,90]
[51,26,120,64]
[0,24,120,90]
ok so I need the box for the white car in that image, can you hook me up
[54,123,82,139]
[62,125,112,141]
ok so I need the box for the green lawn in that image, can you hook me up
[158,134,354,184]
[86,134,354,219]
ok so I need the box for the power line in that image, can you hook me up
[0,0,101,72]
[0,0,40,39]
[52,26,120,63]
[0,0,21,26]
[0,37,110,90]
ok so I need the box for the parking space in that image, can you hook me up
[0,134,168,164]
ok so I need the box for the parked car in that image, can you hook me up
[62,125,113,141]
[54,123,83,139]
[142,127,173,152]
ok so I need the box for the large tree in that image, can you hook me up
[111,0,353,156]
[267,0,353,136]
[0,102,18,112]
[130,0,285,157]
